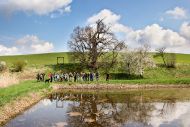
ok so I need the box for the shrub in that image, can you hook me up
[11,61,27,72]
[0,61,7,72]
[166,53,176,68]
[110,73,143,80]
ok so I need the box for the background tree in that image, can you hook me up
[154,47,176,68]
[120,44,155,77]
[154,47,167,66]
[68,19,125,72]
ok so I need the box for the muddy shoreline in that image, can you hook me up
[52,83,190,90]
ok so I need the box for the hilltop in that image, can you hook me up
[0,52,190,66]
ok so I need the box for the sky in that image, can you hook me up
[0,0,190,55]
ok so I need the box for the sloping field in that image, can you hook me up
[0,52,71,66]
[0,52,189,66]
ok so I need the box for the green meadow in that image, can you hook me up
[0,52,190,66]
[0,52,190,82]
[0,52,71,66]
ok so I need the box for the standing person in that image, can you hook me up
[96,72,99,81]
[69,72,73,82]
[36,73,40,82]
[83,72,87,81]
[74,72,77,82]
[50,73,53,82]
[76,72,80,82]
[90,72,93,81]
[65,73,69,82]
[87,72,89,81]
[106,73,110,81]
[48,72,53,82]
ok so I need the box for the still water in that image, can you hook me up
[4,89,190,127]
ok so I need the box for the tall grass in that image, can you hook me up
[0,72,19,88]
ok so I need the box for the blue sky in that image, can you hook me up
[0,0,190,55]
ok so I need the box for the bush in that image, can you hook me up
[11,61,27,72]
[166,53,176,68]
[0,61,7,72]
[110,73,143,80]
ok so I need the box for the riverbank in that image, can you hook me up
[53,83,190,90]
[1,80,190,125]
[0,81,50,125]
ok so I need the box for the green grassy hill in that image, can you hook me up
[154,53,190,64]
[0,52,190,66]
[0,52,71,66]
[0,52,190,83]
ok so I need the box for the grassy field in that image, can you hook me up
[0,52,71,66]
[0,80,49,107]
[0,52,190,66]
[0,52,190,84]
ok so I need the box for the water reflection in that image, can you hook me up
[5,90,190,127]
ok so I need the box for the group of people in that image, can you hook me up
[36,71,110,83]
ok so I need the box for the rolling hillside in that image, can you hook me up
[0,52,190,66]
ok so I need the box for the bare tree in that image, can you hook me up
[154,47,176,68]
[154,47,167,66]
[68,19,125,71]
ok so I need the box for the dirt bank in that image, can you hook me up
[52,83,190,90]
[0,90,48,126]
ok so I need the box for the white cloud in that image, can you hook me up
[87,9,132,34]
[87,9,190,53]
[166,7,187,19]
[0,35,54,55]
[0,0,72,16]
[180,22,190,40]
[0,45,18,55]
[16,35,54,54]
[126,24,188,51]
[64,6,71,12]
[87,9,121,25]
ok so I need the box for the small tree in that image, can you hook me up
[154,47,167,66]
[154,47,176,68]
[68,19,125,72]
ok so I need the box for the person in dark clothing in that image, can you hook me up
[90,72,93,81]
[36,73,40,82]
[74,72,77,82]
[50,73,53,82]
[106,73,109,81]
[95,72,99,81]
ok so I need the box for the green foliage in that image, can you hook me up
[10,60,27,72]
[110,73,143,80]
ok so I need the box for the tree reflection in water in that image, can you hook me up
[48,92,176,127]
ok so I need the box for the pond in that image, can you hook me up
[4,88,190,127]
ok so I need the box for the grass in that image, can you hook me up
[0,52,71,66]
[107,78,190,84]
[0,52,190,67]
[56,78,190,85]
[153,53,190,64]
[0,80,49,107]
